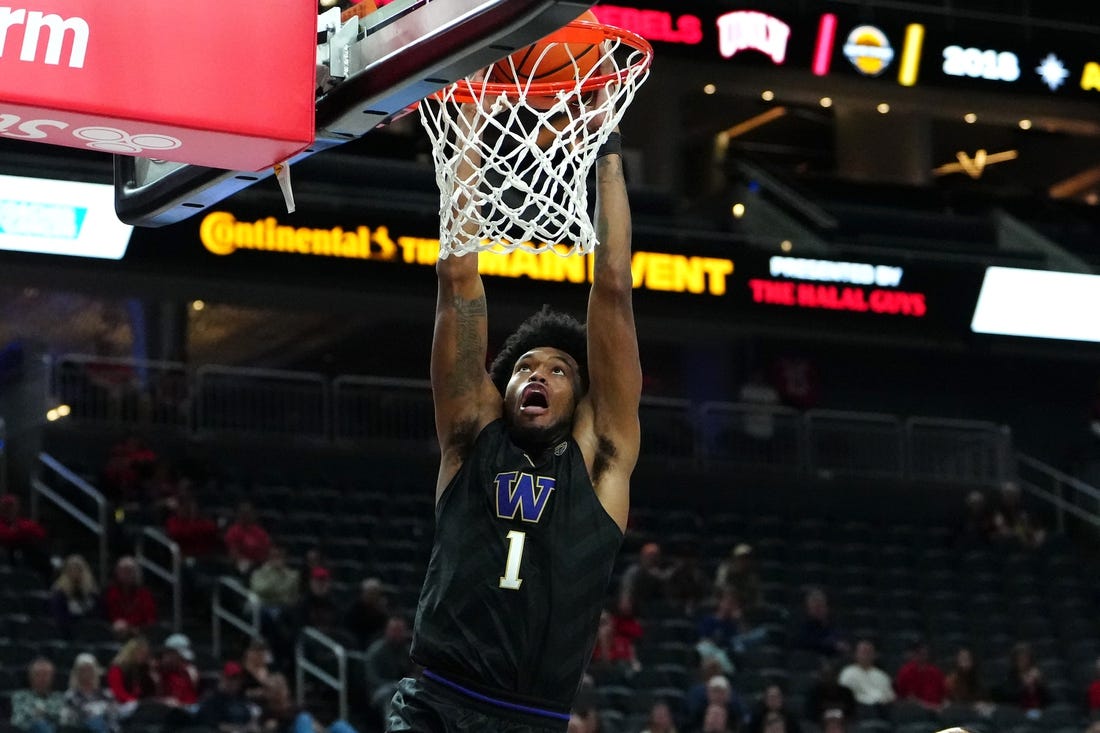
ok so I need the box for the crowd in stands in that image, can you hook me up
[2,432,1098,733]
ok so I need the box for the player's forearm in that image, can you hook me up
[592,153,632,293]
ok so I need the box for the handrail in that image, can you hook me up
[30,452,109,586]
[136,527,182,633]
[1016,452,1100,533]
[295,626,348,724]
[211,575,261,660]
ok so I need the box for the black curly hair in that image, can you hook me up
[489,305,588,396]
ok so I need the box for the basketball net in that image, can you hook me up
[418,21,652,259]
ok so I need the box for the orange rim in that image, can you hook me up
[431,19,653,104]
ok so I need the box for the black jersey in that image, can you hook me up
[409,418,624,714]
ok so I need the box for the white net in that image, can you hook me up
[418,24,651,259]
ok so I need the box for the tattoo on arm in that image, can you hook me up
[447,294,487,397]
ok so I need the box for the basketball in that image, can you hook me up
[490,10,601,87]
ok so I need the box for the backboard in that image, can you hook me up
[113,0,596,227]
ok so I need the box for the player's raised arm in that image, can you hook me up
[431,100,503,496]
[583,131,643,530]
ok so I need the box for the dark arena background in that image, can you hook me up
[2,1,1100,733]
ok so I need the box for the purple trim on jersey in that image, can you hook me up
[422,669,571,721]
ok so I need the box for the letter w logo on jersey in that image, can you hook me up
[493,471,556,523]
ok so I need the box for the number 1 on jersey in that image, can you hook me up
[499,530,526,590]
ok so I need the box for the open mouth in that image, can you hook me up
[520,384,549,413]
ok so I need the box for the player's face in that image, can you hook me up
[504,347,580,448]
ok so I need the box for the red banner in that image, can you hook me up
[0,0,317,171]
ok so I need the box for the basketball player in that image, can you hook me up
[385,85,641,731]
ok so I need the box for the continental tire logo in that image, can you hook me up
[843,25,894,76]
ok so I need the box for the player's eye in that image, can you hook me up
[552,366,565,375]
[517,364,530,372]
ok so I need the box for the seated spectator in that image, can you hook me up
[793,587,849,658]
[105,636,156,707]
[249,545,300,659]
[641,700,679,733]
[894,639,946,710]
[590,608,641,679]
[103,556,157,640]
[49,554,102,638]
[944,648,994,717]
[700,703,736,733]
[956,491,996,548]
[1087,657,1100,713]
[364,616,416,718]
[260,673,358,733]
[746,684,801,733]
[993,642,1048,714]
[10,657,65,733]
[714,543,763,618]
[991,481,1046,549]
[164,490,221,558]
[698,588,769,658]
[344,577,390,648]
[0,494,51,578]
[61,653,121,733]
[240,637,273,703]
[619,542,675,617]
[821,708,848,733]
[298,546,327,596]
[838,639,895,719]
[224,501,271,577]
[101,434,158,507]
[156,633,199,707]
[196,661,257,733]
[667,545,710,616]
[804,660,857,725]
[296,565,340,632]
[686,674,747,733]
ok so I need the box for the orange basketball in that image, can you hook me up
[491,10,600,87]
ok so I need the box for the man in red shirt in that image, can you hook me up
[103,556,158,639]
[223,501,271,576]
[165,491,221,558]
[895,639,946,709]
[0,494,50,577]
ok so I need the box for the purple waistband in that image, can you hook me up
[421,669,571,722]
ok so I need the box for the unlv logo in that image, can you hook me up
[493,471,556,523]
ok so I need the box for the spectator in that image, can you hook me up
[363,616,416,717]
[298,546,327,596]
[164,490,221,558]
[793,588,849,658]
[944,648,994,717]
[714,543,763,619]
[700,703,736,733]
[240,638,273,704]
[49,554,102,638]
[991,481,1046,549]
[667,545,710,616]
[1087,657,1100,713]
[224,501,271,576]
[103,556,157,640]
[698,588,769,658]
[259,673,358,733]
[590,608,641,679]
[641,700,679,733]
[805,660,857,724]
[343,577,390,648]
[196,661,258,733]
[686,674,747,733]
[746,685,801,733]
[956,491,996,548]
[105,636,156,706]
[61,653,121,733]
[0,494,51,578]
[838,640,895,719]
[249,545,300,659]
[619,542,675,616]
[894,639,946,710]
[567,704,603,733]
[296,565,340,632]
[10,657,65,733]
[101,434,158,507]
[157,633,199,707]
[993,642,1048,714]
[821,708,847,733]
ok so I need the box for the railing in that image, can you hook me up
[211,576,261,660]
[1016,453,1100,533]
[46,355,1015,487]
[30,452,110,585]
[295,627,349,724]
[136,527,182,633]
[51,354,191,429]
